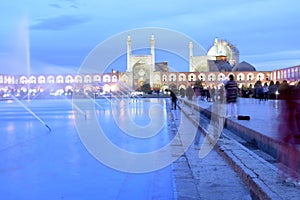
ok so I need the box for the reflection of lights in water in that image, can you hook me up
[275,90,279,109]
[68,111,76,119]
[7,123,15,132]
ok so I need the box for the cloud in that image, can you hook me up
[48,3,62,9]
[59,0,80,8]
[30,15,91,31]
[69,5,78,9]
[49,0,79,9]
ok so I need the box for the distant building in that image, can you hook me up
[2,35,298,99]
[119,35,264,91]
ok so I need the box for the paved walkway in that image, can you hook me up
[168,105,251,199]
[174,97,300,199]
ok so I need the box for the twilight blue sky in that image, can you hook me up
[1,0,300,75]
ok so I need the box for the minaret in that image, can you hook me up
[189,42,194,72]
[127,35,132,72]
[214,37,218,56]
[150,34,155,71]
[150,34,155,87]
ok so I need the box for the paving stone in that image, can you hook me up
[176,98,300,200]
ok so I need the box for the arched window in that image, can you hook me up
[65,75,73,84]
[208,73,216,81]
[75,75,82,83]
[112,75,118,82]
[84,75,92,83]
[93,75,101,82]
[188,74,196,82]
[103,75,111,82]
[38,76,46,84]
[47,76,55,84]
[162,75,167,82]
[247,73,254,81]
[256,73,265,81]
[169,73,176,82]
[20,76,28,84]
[29,76,37,84]
[237,73,245,81]
[56,75,64,84]
[218,73,225,81]
[179,74,186,81]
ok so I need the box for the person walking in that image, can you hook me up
[186,86,194,101]
[257,84,264,102]
[165,89,178,110]
[224,74,238,118]
[263,82,269,101]
[210,86,216,102]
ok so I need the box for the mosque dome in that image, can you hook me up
[207,38,239,66]
[208,60,233,72]
[232,61,256,72]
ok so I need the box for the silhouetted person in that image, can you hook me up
[257,84,264,102]
[224,74,238,118]
[165,89,177,110]
[263,82,269,101]
[268,81,276,99]
[210,86,216,102]
[186,86,194,101]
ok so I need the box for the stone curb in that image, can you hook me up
[178,98,300,200]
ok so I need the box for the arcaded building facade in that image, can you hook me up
[2,35,298,98]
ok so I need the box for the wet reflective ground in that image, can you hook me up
[0,99,175,200]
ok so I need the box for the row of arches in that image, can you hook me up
[162,72,266,82]
[0,74,118,85]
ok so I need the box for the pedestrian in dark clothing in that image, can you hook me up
[165,89,178,110]
[224,74,238,118]
[186,86,194,101]
[257,84,264,101]
[268,81,276,99]
[218,86,225,103]
[263,83,269,101]
[210,87,216,102]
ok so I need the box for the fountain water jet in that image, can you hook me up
[10,95,52,132]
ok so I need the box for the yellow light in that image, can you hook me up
[110,84,117,92]
[103,84,110,92]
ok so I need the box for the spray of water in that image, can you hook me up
[10,95,51,132]
[19,15,31,102]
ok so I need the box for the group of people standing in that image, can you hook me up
[168,74,239,117]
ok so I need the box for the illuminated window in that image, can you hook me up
[38,76,46,84]
[65,75,73,83]
[47,76,55,84]
[163,75,166,82]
